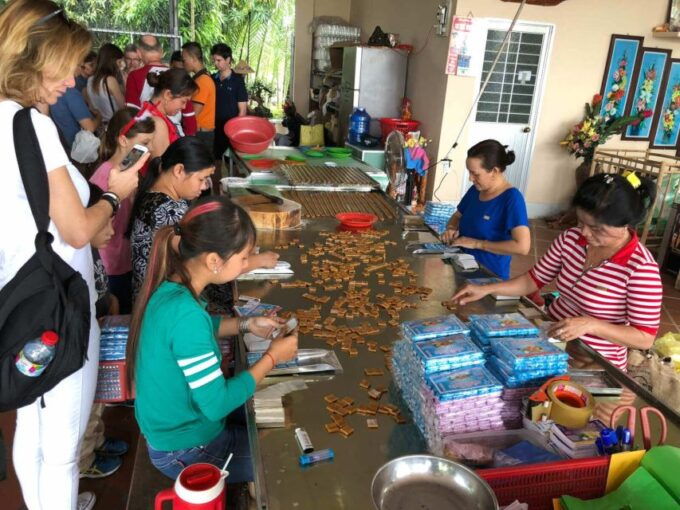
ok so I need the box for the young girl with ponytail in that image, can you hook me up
[127,197,298,480]
[90,107,155,313]
[453,172,662,371]
[142,68,197,158]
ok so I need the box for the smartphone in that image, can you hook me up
[120,144,149,170]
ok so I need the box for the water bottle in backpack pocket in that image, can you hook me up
[15,331,59,377]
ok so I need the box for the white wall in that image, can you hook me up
[293,0,352,115]
[437,0,675,215]
[349,0,451,193]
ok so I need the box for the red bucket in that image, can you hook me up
[379,118,420,143]
[225,116,275,154]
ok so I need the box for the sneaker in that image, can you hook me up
[80,454,122,479]
[95,437,129,457]
[77,491,96,510]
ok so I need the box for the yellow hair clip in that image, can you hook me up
[622,170,641,190]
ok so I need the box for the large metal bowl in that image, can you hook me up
[371,455,499,510]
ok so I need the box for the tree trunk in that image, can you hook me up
[254,20,270,82]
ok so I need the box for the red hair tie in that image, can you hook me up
[182,201,222,224]
[119,103,152,137]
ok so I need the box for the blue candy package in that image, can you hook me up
[426,366,503,401]
[234,301,281,317]
[487,356,568,388]
[247,351,297,369]
[490,337,569,370]
[469,313,539,337]
[413,334,485,372]
[402,314,470,342]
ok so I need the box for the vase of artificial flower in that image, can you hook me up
[562,93,652,182]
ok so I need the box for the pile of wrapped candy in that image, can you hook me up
[423,201,456,234]
[393,315,515,451]
[394,313,570,450]
[99,315,130,361]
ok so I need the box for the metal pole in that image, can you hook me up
[169,0,180,50]
[190,0,195,41]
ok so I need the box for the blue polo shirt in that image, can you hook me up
[49,87,92,148]
[457,186,528,280]
[213,71,248,124]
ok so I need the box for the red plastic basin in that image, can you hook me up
[335,212,378,230]
[225,116,275,154]
[249,158,279,169]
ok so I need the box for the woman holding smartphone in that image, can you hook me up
[0,2,147,508]
[90,107,155,313]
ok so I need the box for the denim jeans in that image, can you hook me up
[147,422,253,482]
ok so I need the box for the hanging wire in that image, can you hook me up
[432,0,527,201]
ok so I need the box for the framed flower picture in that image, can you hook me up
[622,47,672,141]
[668,0,680,31]
[599,35,644,119]
[649,59,680,151]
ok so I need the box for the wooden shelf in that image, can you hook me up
[652,31,680,39]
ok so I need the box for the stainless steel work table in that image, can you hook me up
[235,216,680,510]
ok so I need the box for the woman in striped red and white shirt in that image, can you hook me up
[453,173,662,371]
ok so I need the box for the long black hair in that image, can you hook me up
[467,139,516,172]
[91,43,123,93]
[127,136,214,236]
[573,173,657,227]
[147,68,197,98]
[127,196,256,386]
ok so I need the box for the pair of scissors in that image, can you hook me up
[609,405,668,450]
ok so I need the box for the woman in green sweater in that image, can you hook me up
[127,196,297,481]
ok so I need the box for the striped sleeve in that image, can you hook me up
[172,310,255,422]
[626,260,662,335]
[529,229,570,288]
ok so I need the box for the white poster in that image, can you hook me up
[445,16,484,77]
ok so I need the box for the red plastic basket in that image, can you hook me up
[477,456,610,510]
[379,118,421,143]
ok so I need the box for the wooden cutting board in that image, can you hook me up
[231,193,301,230]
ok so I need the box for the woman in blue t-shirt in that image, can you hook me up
[441,139,530,279]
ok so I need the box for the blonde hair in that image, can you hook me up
[0,0,92,106]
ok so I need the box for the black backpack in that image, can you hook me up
[0,107,91,411]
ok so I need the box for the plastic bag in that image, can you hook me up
[654,332,680,362]
[71,129,101,163]
[300,124,324,147]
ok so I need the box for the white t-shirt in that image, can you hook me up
[0,100,96,305]
[86,76,118,123]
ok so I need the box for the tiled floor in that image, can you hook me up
[2,219,680,509]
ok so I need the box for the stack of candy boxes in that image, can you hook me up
[423,202,456,234]
[393,313,569,454]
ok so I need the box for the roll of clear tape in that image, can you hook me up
[547,380,595,429]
